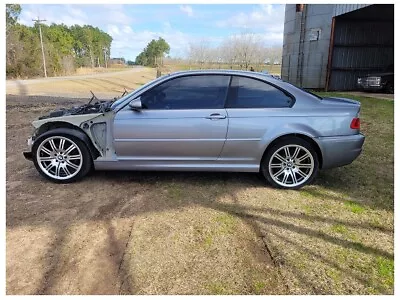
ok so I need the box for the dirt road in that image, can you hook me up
[6,67,156,99]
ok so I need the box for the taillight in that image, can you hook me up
[350,118,360,129]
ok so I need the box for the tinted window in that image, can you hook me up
[141,75,230,110]
[226,76,293,108]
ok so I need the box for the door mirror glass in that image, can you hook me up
[129,98,142,111]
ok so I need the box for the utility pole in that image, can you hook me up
[103,47,108,68]
[32,17,47,78]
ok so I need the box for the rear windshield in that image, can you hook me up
[286,82,322,100]
[300,88,323,100]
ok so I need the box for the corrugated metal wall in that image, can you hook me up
[329,6,394,90]
[281,4,393,90]
[333,4,370,17]
[281,4,333,89]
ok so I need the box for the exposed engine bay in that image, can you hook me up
[38,90,128,120]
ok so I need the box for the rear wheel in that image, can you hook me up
[261,137,319,189]
[32,134,92,183]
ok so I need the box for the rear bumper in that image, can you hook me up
[316,134,365,169]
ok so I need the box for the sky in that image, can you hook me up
[18,4,285,61]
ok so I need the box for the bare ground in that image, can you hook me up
[6,93,394,295]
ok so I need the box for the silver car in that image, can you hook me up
[23,70,365,189]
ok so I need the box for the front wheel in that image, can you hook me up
[261,137,319,189]
[32,134,92,183]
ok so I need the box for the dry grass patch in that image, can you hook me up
[6,68,156,98]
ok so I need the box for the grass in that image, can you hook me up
[344,201,366,214]
[376,257,394,286]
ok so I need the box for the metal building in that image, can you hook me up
[281,4,394,91]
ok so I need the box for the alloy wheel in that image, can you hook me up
[268,144,315,188]
[36,136,83,180]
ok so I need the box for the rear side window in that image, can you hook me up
[141,75,230,110]
[226,76,293,108]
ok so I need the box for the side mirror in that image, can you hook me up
[129,98,142,111]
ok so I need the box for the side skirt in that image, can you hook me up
[93,159,260,173]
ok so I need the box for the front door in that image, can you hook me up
[113,75,230,162]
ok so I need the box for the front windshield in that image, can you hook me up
[111,74,170,109]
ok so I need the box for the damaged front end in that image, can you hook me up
[38,91,116,120]
[24,90,128,161]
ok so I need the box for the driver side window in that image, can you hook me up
[140,75,230,110]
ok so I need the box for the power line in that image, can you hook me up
[32,17,47,78]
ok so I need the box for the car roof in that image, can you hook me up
[166,69,280,81]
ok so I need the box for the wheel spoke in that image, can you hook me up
[283,147,290,159]
[297,163,312,168]
[41,146,52,155]
[270,163,282,168]
[282,172,289,184]
[275,153,286,163]
[292,147,300,159]
[273,168,285,178]
[62,165,71,176]
[49,139,57,151]
[55,162,61,177]
[66,161,79,170]
[68,155,81,160]
[298,153,309,162]
[59,138,65,151]
[297,169,308,179]
[45,163,54,171]
[64,144,76,155]
[39,157,53,162]
[290,169,298,184]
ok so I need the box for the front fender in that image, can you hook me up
[32,113,102,129]
[33,128,100,160]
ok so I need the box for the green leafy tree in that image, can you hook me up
[6,4,21,31]
[134,37,170,67]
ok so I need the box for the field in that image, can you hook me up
[6,67,157,99]
[6,77,394,294]
[162,63,282,75]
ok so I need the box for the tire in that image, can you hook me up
[386,82,394,94]
[261,137,319,189]
[32,133,92,183]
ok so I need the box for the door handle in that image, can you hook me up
[206,113,226,120]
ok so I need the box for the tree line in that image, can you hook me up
[6,4,112,78]
[187,32,282,70]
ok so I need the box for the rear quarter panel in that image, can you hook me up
[221,97,360,164]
